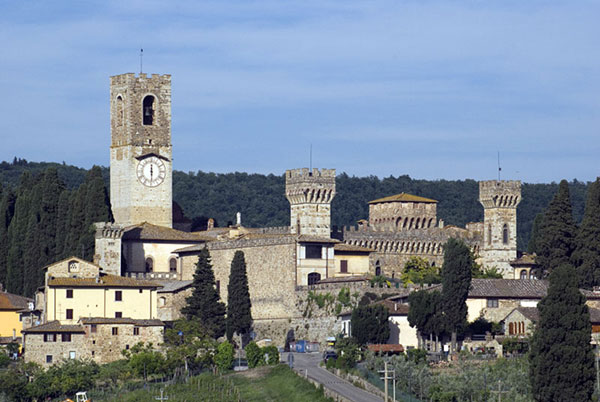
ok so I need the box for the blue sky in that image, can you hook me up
[1,1,599,183]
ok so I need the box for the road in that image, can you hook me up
[286,352,383,402]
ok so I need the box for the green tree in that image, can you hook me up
[245,341,265,368]
[226,250,252,341]
[441,238,472,352]
[527,213,544,254]
[408,290,444,347]
[214,341,234,372]
[401,256,441,286]
[350,304,390,345]
[181,247,226,339]
[536,180,577,276]
[529,263,595,401]
[0,188,15,287]
[572,178,600,289]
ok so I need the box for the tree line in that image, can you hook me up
[0,166,111,296]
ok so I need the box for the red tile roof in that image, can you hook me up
[48,273,161,289]
[0,292,32,311]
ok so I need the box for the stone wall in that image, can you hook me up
[369,201,437,231]
[24,332,87,367]
[157,288,192,322]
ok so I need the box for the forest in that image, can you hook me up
[0,158,592,296]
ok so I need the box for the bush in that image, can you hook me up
[0,352,10,368]
[215,341,234,372]
[325,357,336,370]
[263,345,279,365]
[406,348,427,364]
[245,341,265,368]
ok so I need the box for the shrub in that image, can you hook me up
[263,345,279,365]
[245,341,265,368]
[215,341,234,372]
[406,348,428,364]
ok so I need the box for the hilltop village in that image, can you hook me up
[1,72,567,367]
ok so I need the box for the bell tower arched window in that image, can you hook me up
[503,224,509,245]
[145,257,154,273]
[169,257,177,273]
[143,95,155,125]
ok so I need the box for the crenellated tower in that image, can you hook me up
[479,180,521,277]
[285,168,336,237]
[110,73,173,228]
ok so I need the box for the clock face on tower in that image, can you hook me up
[136,156,166,187]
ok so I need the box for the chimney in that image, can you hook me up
[207,218,214,230]
[12,329,16,340]
[236,212,242,226]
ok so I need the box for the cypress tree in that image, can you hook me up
[527,213,544,254]
[529,263,595,401]
[441,238,472,352]
[54,189,72,260]
[536,180,577,276]
[572,178,600,289]
[0,188,16,287]
[81,166,112,260]
[64,183,87,258]
[37,168,65,267]
[180,247,226,339]
[408,290,444,348]
[226,250,252,341]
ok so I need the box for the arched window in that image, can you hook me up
[375,260,381,276]
[520,270,528,280]
[307,272,321,286]
[169,257,177,273]
[158,297,166,307]
[503,224,509,245]
[115,95,124,127]
[509,322,514,335]
[143,95,155,125]
[145,257,154,273]
[488,224,492,245]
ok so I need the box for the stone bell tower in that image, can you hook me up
[109,73,172,228]
[479,180,521,278]
[285,168,336,237]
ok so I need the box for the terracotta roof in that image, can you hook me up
[23,321,85,334]
[590,308,600,324]
[377,299,410,316]
[334,243,374,253]
[468,279,548,299]
[157,280,193,293]
[123,222,212,242]
[317,276,369,284]
[0,336,21,344]
[48,273,162,289]
[369,193,437,205]
[0,292,32,311]
[80,317,163,326]
[296,235,339,243]
[43,256,102,271]
[511,307,539,322]
[367,344,405,353]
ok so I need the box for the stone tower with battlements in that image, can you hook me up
[479,180,521,277]
[110,73,173,228]
[285,168,336,237]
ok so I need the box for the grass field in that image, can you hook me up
[91,364,333,402]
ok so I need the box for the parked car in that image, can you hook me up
[322,350,338,362]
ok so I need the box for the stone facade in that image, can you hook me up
[286,168,336,237]
[110,73,173,228]
[479,180,521,277]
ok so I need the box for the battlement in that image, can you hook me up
[110,73,171,86]
[286,168,336,181]
[479,180,521,208]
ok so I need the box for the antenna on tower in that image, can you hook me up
[140,48,143,74]
[497,151,502,181]
[310,144,313,172]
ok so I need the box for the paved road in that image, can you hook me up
[285,352,383,402]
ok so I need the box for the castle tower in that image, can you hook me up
[479,180,521,278]
[285,168,336,237]
[109,73,172,228]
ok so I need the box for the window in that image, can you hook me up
[340,260,348,273]
[145,257,154,272]
[66,309,73,320]
[46,355,53,364]
[43,333,56,342]
[133,327,140,336]
[158,297,166,307]
[487,299,499,308]
[68,260,79,272]
[139,289,143,293]
[143,95,155,125]
[307,272,321,286]
[69,351,76,359]
[90,324,97,333]
[503,224,509,245]
[216,280,220,295]
[62,333,71,342]
[305,245,322,259]
[169,258,177,272]
[112,327,118,336]
[115,290,122,301]
[520,270,528,280]
[91,351,95,356]
[115,312,122,318]
[115,95,124,127]
[375,260,381,276]
[488,224,492,245]
[66,289,73,298]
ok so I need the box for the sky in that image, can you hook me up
[1,1,599,183]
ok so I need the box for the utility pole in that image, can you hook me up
[384,361,388,402]
[379,362,396,402]
[489,380,508,402]
[154,388,168,401]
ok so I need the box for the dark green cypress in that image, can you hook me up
[527,213,544,255]
[350,304,390,345]
[441,238,472,352]
[226,250,252,341]
[572,178,600,289]
[408,290,444,347]
[180,247,226,339]
[536,180,577,275]
[0,188,16,287]
[529,263,595,401]
[80,166,112,260]
[64,183,87,258]
[54,189,72,260]
[37,168,65,266]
